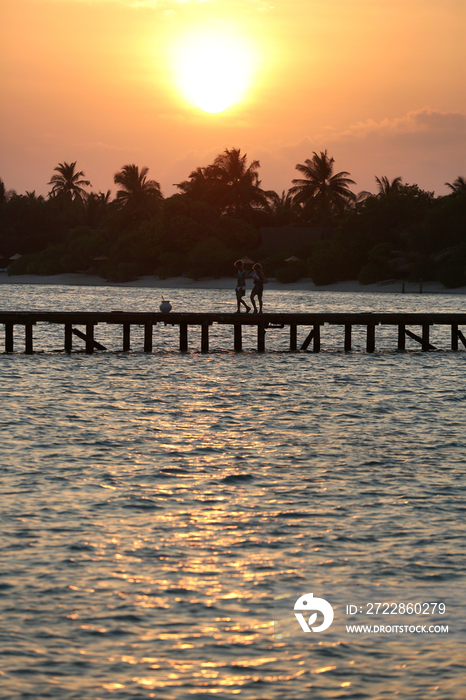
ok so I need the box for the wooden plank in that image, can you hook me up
[72,327,107,351]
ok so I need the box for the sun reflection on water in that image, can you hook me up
[2,285,466,697]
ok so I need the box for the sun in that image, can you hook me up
[173,32,254,113]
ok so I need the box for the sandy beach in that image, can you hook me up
[1,271,465,295]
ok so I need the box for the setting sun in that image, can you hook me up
[173,31,255,113]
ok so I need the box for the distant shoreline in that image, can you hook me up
[1,272,466,295]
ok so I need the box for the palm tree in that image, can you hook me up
[175,166,211,201]
[176,148,270,220]
[445,176,466,193]
[83,190,111,228]
[289,150,356,226]
[0,178,16,203]
[113,164,163,223]
[207,148,270,217]
[48,161,91,201]
[265,190,300,225]
[375,175,403,195]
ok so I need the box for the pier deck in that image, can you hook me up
[1,311,466,353]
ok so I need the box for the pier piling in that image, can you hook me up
[5,322,13,352]
[65,323,73,353]
[25,323,34,355]
[257,321,266,353]
[123,323,131,352]
[344,324,352,352]
[144,323,153,353]
[366,323,376,353]
[201,323,209,353]
[180,323,188,352]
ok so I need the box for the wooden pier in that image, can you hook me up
[1,311,466,354]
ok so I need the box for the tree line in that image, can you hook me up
[1,148,465,286]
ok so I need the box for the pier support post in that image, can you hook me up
[180,323,188,352]
[123,323,131,351]
[290,324,297,352]
[65,323,72,353]
[201,324,209,353]
[452,324,458,351]
[144,323,153,352]
[25,323,33,354]
[313,324,321,353]
[422,324,430,351]
[344,324,352,352]
[397,324,406,351]
[86,323,95,354]
[257,321,266,353]
[5,323,13,352]
[234,323,242,352]
[366,323,375,353]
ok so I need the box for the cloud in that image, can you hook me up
[252,108,466,196]
[329,107,466,145]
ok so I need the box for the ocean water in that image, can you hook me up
[1,283,465,699]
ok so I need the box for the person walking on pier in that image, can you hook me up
[250,262,265,313]
[235,260,251,313]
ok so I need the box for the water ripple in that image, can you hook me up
[1,285,466,698]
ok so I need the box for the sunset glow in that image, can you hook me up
[173,32,254,113]
[0,0,465,196]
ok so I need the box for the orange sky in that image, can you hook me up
[1,0,465,198]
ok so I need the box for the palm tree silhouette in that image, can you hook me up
[445,176,466,193]
[175,166,211,201]
[113,164,163,223]
[176,148,270,219]
[48,162,91,201]
[290,150,356,226]
[375,175,403,195]
[265,190,300,225]
[208,148,270,217]
[83,191,111,228]
[0,178,15,203]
